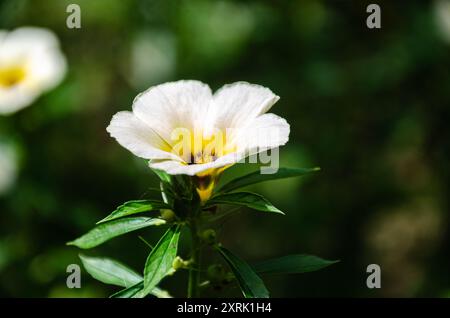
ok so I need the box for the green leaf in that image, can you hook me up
[219,167,320,193]
[136,224,181,298]
[253,254,339,275]
[97,200,171,224]
[216,246,269,298]
[110,281,143,298]
[67,217,166,249]
[205,192,284,215]
[110,281,172,298]
[78,255,172,298]
[79,254,142,288]
[160,181,174,205]
[151,167,172,184]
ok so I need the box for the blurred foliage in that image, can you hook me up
[0,0,450,297]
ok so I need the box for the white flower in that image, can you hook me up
[0,27,67,115]
[107,80,290,199]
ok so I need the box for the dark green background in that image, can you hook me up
[0,0,449,297]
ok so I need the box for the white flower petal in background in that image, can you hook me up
[434,0,450,44]
[107,80,290,178]
[0,141,19,195]
[0,27,67,115]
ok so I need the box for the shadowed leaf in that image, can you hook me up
[216,246,269,298]
[254,254,339,275]
[219,167,320,193]
[206,192,284,215]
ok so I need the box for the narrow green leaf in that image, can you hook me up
[79,254,142,288]
[216,246,269,298]
[97,200,171,224]
[253,254,339,275]
[160,181,173,205]
[67,217,166,249]
[206,192,284,215]
[219,167,320,193]
[136,224,181,298]
[110,281,172,298]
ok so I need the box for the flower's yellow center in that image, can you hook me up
[171,127,236,166]
[0,65,27,88]
[170,127,237,202]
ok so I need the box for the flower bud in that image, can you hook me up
[161,209,175,221]
[172,256,190,270]
[201,229,217,245]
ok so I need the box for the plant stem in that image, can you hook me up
[188,220,201,298]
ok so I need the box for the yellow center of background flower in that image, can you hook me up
[0,65,27,88]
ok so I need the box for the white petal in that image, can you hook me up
[26,42,67,92]
[15,28,67,91]
[0,27,60,55]
[0,86,38,115]
[132,80,212,144]
[0,30,7,43]
[106,111,182,161]
[235,113,290,156]
[149,152,241,176]
[211,82,280,130]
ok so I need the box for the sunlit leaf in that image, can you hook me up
[219,167,320,193]
[205,192,284,215]
[78,255,172,298]
[79,254,142,288]
[216,246,269,298]
[136,224,181,298]
[254,254,339,274]
[67,217,166,249]
[97,200,171,224]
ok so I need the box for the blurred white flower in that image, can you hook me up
[434,0,450,43]
[0,27,67,115]
[0,141,18,195]
[107,80,289,200]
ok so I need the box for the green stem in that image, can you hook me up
[188,220,201,298]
